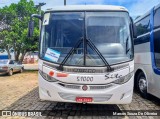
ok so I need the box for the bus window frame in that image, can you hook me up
[150,7,160,75]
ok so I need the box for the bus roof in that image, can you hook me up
[45,5,128,12]
[134,3,160,23]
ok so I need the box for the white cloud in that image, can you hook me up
[0,0,17,8]
[68,0,105,5]
[0,0,9,3]
[129,0,160,17]
[40,0,106,10]
[39,0,64,10]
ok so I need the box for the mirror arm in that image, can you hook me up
[31,14,42,21]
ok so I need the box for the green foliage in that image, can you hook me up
[0,0,40,61]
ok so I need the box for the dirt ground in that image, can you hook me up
[0,71,38,110]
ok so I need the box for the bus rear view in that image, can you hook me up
[30,5,136,104]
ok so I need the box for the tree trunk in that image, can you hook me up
[20,51,26,63]
[15,54,19,61]
[15,50,20,61]
[6,47,11,59]
[13,42,17,61]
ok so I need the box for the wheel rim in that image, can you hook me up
[138,78,147,93]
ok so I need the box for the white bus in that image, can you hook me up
[134,4,160,99]
[28,5,136,104]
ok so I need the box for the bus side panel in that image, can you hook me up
[134,42,155,95]
[151,73,160,98]
[150,28,160,99]
[134,41,151,65]
[150,7,160,98]
[134,6,160,99]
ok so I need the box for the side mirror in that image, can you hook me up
[133,24,137,38]
[27,14,42,38]
[28,20,34,37]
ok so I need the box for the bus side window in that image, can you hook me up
[135,15,150,36]
[154,7,160,29]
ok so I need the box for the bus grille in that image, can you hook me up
[58,83,80,89]
[58,83,113,90]
[90,84,113,90]
[43,61,129,73]
[58,92,112,102]
[65,85,81,89]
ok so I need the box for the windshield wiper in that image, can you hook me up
[57,38,113,72]
[86,39,113,72]
[58,38,83,71]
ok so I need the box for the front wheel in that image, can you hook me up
[8,69,13,76]
[137,72,148,98]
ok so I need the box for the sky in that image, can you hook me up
[0,0,160,17]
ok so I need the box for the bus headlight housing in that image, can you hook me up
[39,70,57,82]
[112,71,134,84]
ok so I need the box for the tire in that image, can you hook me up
[8,69,13,76]
[20,67,24,73]
[137,72,149,98]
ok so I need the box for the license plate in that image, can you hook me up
[76,97,93,102]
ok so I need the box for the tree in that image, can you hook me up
[0,30,12,59]
[0,0,40,61]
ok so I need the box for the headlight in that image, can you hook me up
[39,70,57,82]
[112,71,134,84]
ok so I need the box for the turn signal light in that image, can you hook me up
[57,73,68,77]
[39,70,57,82]
[49,71,54,77]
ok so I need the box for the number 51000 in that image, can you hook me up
[77,76,93,82]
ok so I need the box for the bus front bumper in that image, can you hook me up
[38,74,134,104]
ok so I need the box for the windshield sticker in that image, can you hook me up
[43,13,50,25]
[44,48,60,62]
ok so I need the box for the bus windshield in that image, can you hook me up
[40,12,133,66]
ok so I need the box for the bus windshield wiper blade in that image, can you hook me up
[87,39,113,72]
[57,38,113,72]
[58,38,83,71]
